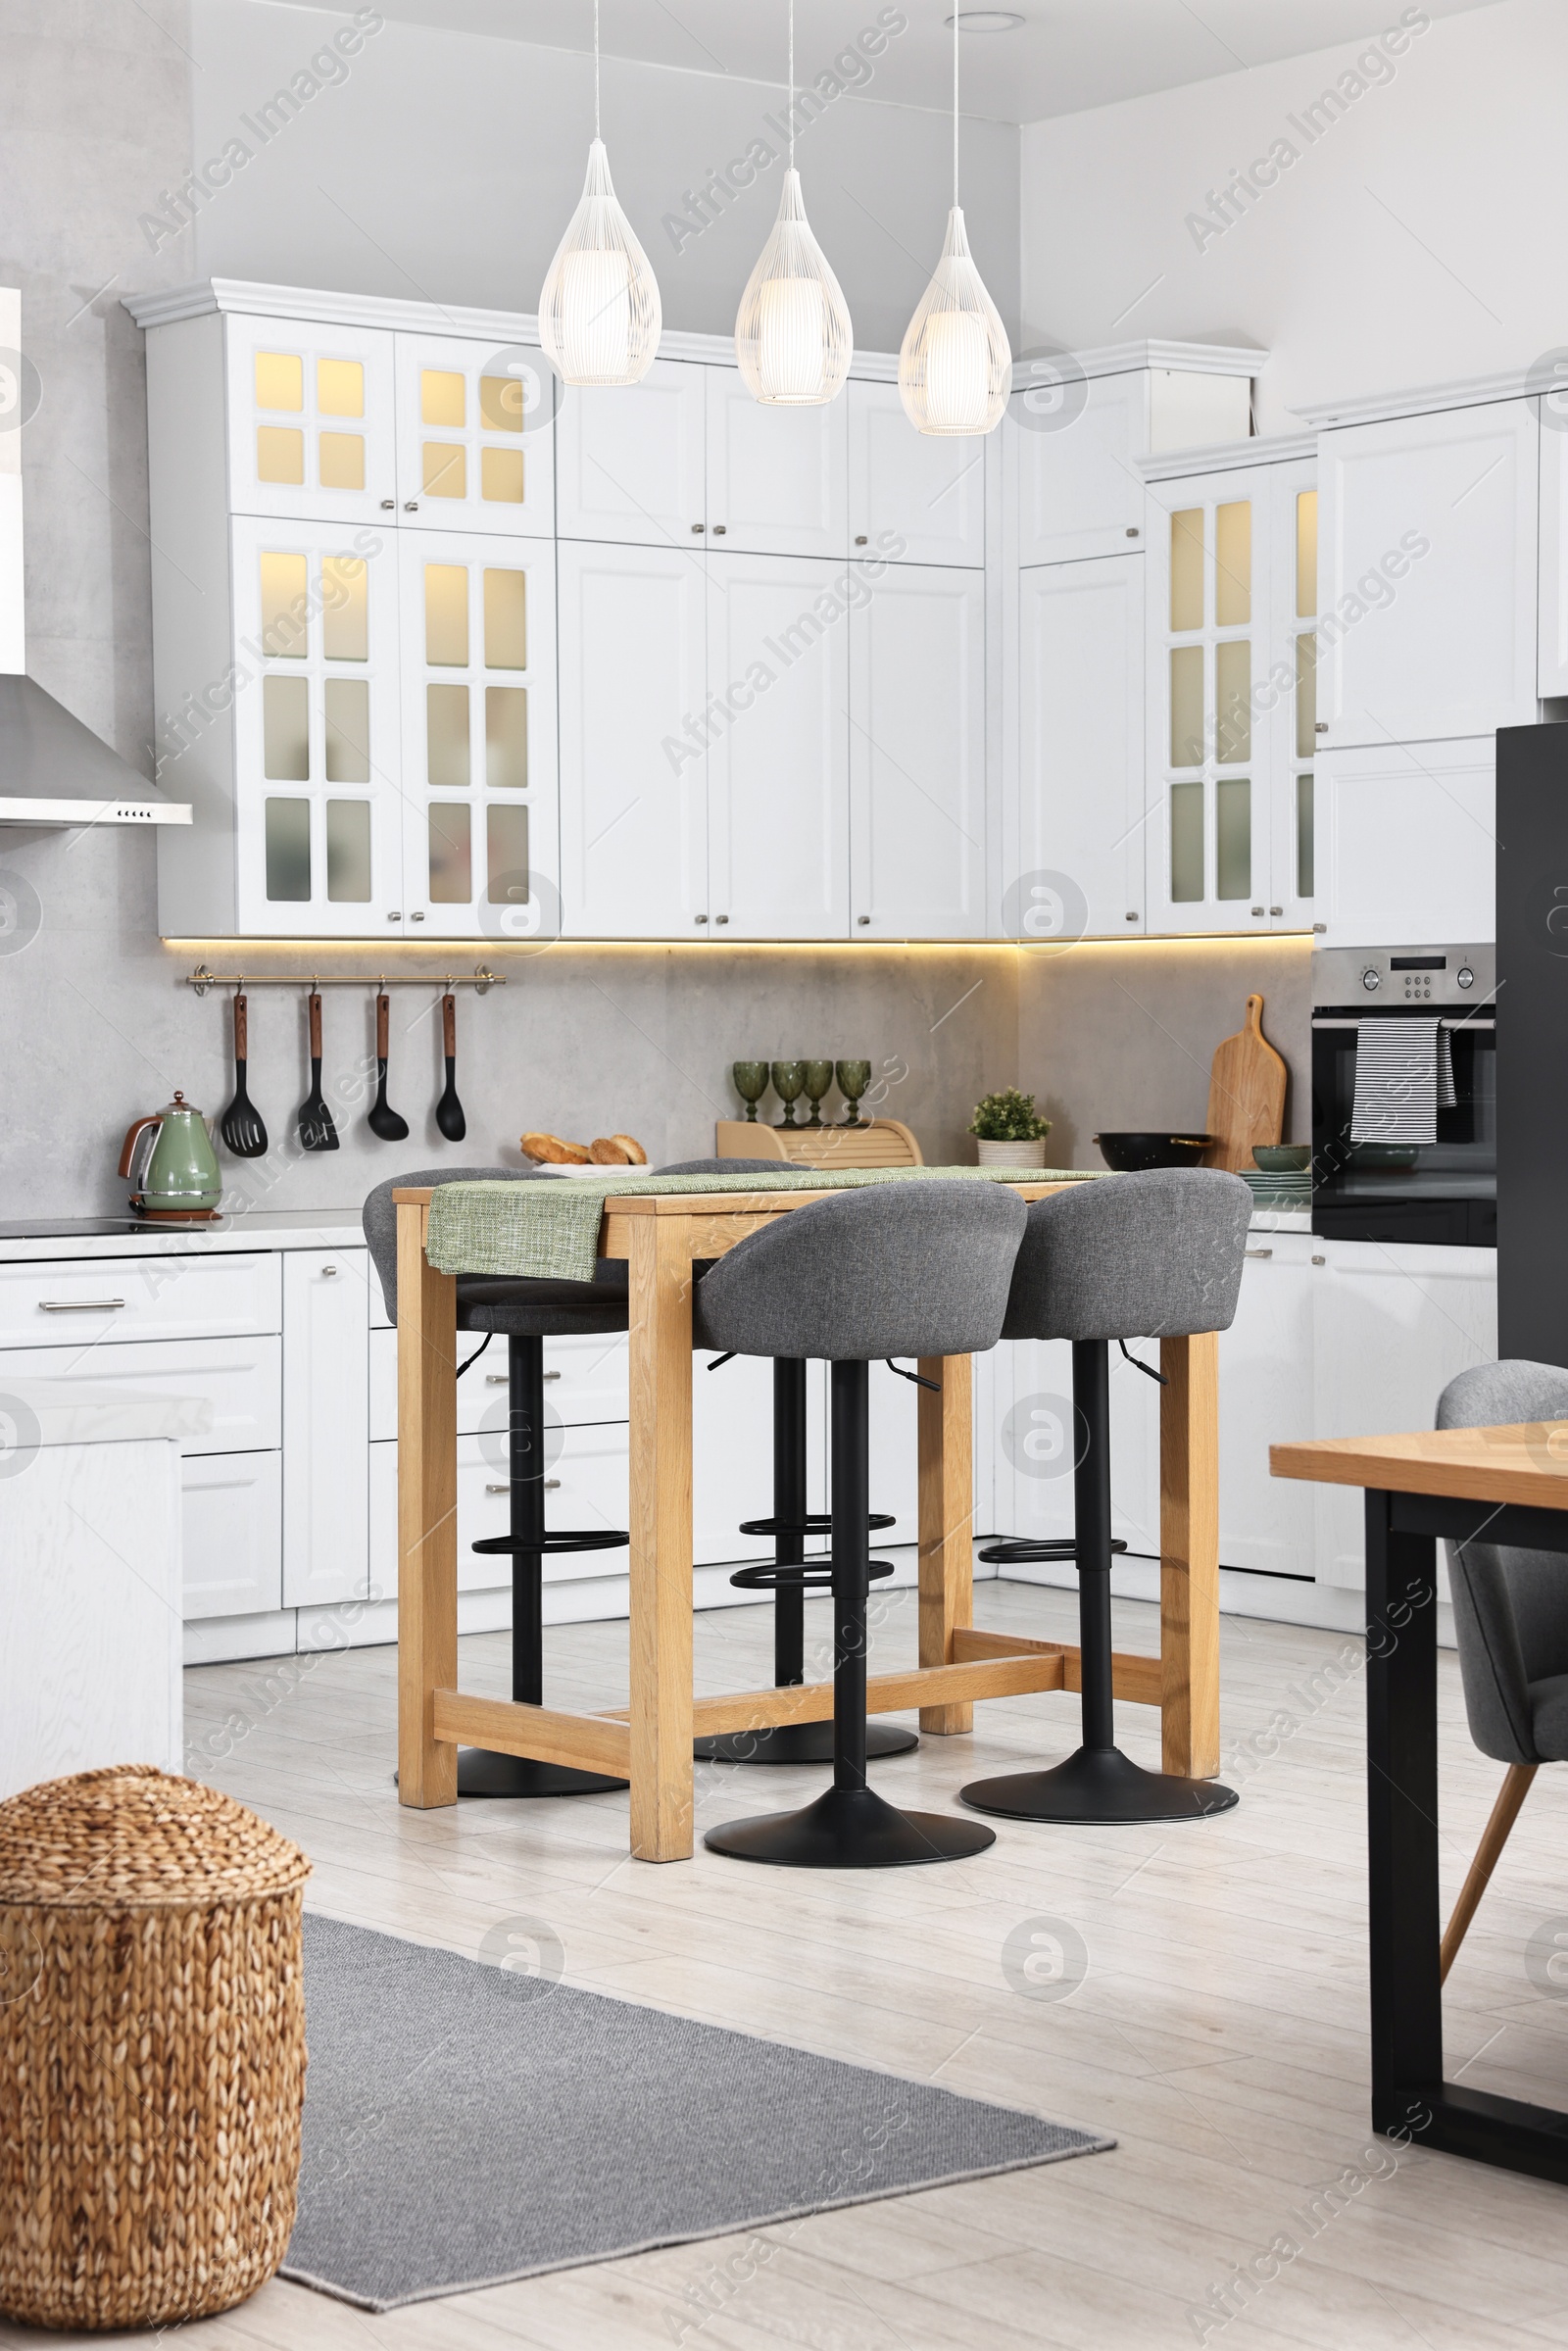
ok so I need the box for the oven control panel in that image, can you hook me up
[1314,944,1494,1012]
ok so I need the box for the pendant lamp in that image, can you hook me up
[734,2,852,405]
[899,11,1010,435]
[539,0,661,387]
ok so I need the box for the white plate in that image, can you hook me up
[530,1161,645,1179]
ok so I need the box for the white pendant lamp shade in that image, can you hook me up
[539,137,662,387]
[735,169,853,406]
[899,208,1010,437]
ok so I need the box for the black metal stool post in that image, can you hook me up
[463,1333,629,1797]
[694,1358,916,1767]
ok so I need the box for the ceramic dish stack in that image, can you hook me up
[1243,1144,1312,1210]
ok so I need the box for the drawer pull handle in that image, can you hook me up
[1245,1248,1273,1259]
[1312,1254,1326,1266]
[321,1264,338,1278]
[543,1370,561,1381]
[39,1298,126,1312]
[483,1369,559,1384]
[485,1479,561,1493]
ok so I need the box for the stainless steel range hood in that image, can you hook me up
[0,672,191,828]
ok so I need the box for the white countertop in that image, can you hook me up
[3,1380,216,1447]
[0,1209,366,1263]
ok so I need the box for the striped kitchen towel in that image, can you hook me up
[1349,1018,1456,1144]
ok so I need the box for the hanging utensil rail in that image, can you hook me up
[186,964,506,997]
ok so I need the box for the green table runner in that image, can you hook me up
[424,1165,1099,1286]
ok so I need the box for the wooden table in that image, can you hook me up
[1273,1424,1568,2185]
[397,1180,1225,1861]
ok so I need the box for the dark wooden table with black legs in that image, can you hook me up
[1275,1426,1568,2185]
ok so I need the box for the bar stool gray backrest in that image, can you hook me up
[1002,1167,1253,1343]
[362,1165,629,1337]
[1437,1359,1568,1766]
[698,1181,1029,1362]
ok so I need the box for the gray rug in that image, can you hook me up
[283,1913,1111,2309]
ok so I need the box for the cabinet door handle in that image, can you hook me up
[410,911,425,921]
[1269,906,1283,917]
[714,913,729,925]
[39,1298,125,1312]
[1245,1248,1273,1259]
[857,914,871,926]
[1312,1254,1326,1266]
[321,1264,338,1278]
[486,1479,561,1493]
[1315,721,1328,733]
[711,523,726,535]
[404,500,419,512]
[380,498,395,511]
[1251,906,1264,917]
[691,522,705,533]
[543,1369,561,1380]
[1126,526,1140,538]
[387,910,402,922]
[695,913,708,924]
[855,534,868,547]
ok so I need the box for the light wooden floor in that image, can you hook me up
[15,1578,1568,2351]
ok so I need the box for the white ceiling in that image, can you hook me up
[268,0,1506,124]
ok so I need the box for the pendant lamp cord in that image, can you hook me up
[594,0,601,137]
[788,0,795,170]
[953,6,959,203]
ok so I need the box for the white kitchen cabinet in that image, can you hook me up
[555,358,708,546]
[182,1449,283,1620]
[1014,553,1145,942]
[393,331,554,539]
[706,554,851,939]
[988,1338,1160,1561]
[396,529,558,940]
[1538,392,1568,694]
[1313,735,1494,948]
[1143,456,1317,937]
[1013,358,1253,568]
[557,539,708,936]
[848,379,984,567]
[706,369,847,560]
[1316,399,1538,747]
[224,310,397,526]
[849,563,987,938]
[1311,1240,1496,1590]
[281,1250,368,1608]
[1217,1237,1317,1578]
[230,515,405,937]
[0,1252,279,1347]
[0,1336,280,1456]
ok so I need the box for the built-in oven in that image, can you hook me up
[1310,944,1496,1248]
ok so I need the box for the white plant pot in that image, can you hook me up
[975,1138,1049,1168]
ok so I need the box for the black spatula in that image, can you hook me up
[367,991,409,1143]
[219,992,267,1157]
[298,990,339,1152]
[435,990,466,1142]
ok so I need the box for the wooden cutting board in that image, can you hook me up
[1204,995,1287,1172]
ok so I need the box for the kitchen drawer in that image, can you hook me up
[181,1449,282,1619]
[370,1325,629,1442]
[0,1336,280,1455]
[0,1253,280,1347]
[369,1427,630,1596]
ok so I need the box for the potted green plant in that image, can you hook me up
[968,1088,1052,1169]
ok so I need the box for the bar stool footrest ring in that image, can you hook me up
[470,1526,628,1558]
[728,1557,898,1593]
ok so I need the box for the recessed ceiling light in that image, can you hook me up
[944,11,1026,28]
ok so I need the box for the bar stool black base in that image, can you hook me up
[694,1719,917,1765]
[704,1783,994,1868]
[455,1747,628,1798]
[960,1745,1238,1824]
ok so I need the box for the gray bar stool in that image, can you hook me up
[658,1158,914,1769]
[961,1168,1251,1827]
[363,1166,630,1799]
[694,1181,1027,1868]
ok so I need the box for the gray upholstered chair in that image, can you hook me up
[1434,1358,1568,1980]
[961,1168,1252,1827]
[659,1158,913,1770]
[363,1165,629,1798]
[696,1181,1028,1869]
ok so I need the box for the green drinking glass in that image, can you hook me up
[836,1059,872,1128]
[732,1060,769,1122]
[802,1059,834,1128]
[770,1060,807,1128]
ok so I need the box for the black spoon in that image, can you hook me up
[367,991,409,1143]
[435,990,466,1142]
[219,992,268,1157]
[298,990,339,1152]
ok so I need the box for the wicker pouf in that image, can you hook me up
[0,1765,311,2331]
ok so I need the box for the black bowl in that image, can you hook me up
[1094,1132,1213,1172]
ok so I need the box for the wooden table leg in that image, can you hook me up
[917,1350,974,1735]
[627,1216,695,1861]
[397,1199,458,1807]
[1159,1330,1220,1779]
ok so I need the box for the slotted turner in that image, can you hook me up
[298,990,339,1152]
[218,992,267,1158]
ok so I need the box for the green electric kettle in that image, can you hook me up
[118,1092,223,1220]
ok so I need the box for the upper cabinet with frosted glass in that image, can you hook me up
[1141,445,1318,936]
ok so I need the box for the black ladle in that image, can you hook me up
[219,992,267,1157]
[435,990,466,1142]
[367,991,409,1143]
[298,990,339,1152]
